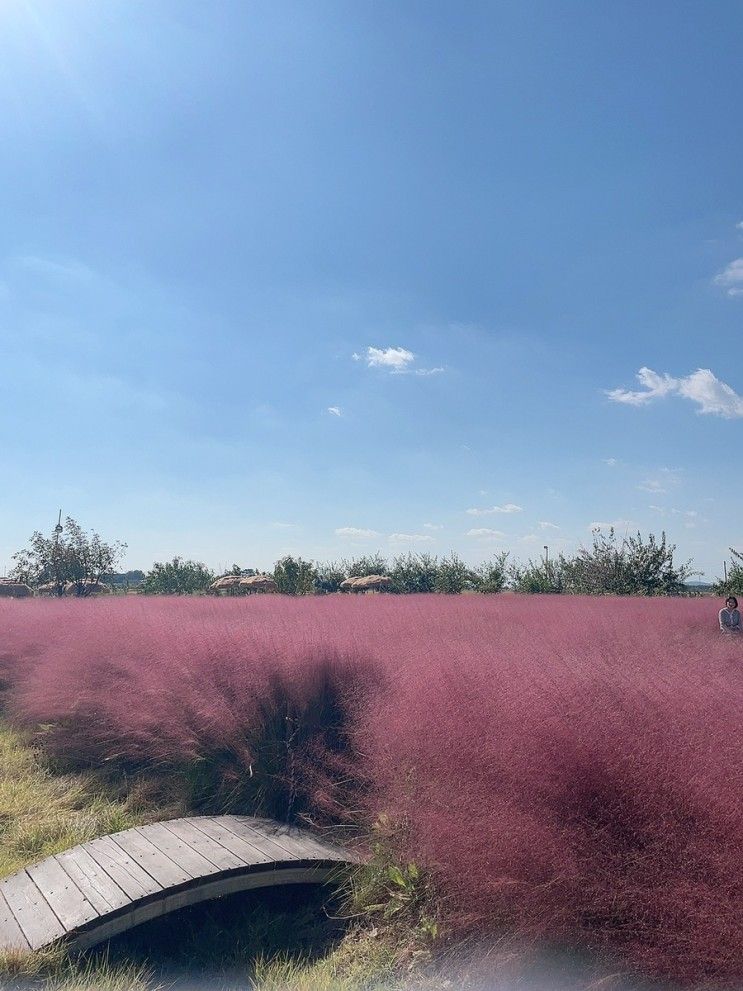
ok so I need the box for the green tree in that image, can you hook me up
[314,560,348,594]
[472,552,510,593]
[272,555,317,595]
[347,553,389,578]
[435,552,477,594]
[141,557,215,595]
[510,556,566,594]
[713,548,743,596]
[562,528,694,596]
[389,553,439,593]
[11,517,126,596]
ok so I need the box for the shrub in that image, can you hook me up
[471,552,509,593]
[434,552,476,594]
[347,554,388,578]
[713,548,743,596]
[141,557,214,595]
[273,556,318,596]
[388,553,439,594]
[562,528,694,596]
[510,556,566,593]
[313,561,348,595]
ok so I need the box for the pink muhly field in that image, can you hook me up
[1,594,742,986]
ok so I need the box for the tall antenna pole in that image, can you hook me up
[53,510,63,594]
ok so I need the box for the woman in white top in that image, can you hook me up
[719,596,741,633]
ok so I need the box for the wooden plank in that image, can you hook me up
[253,817,351,860]
[160,819,247,872]
[224,816,346,863]
[111,829,191,888]
[0,888,31,952]
[186,817,274,866]
[55,846,130,915]
[26,858,98,932]
[0,872,66,949]
[216,816,302,862]
[135,823,222,878]
[83,836,162,901]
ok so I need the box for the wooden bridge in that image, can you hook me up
[0,816,358,954]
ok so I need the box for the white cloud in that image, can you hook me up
[466,503,523,516]
[607,367,743,419]
[352,346,443,376]
[736,221,743,231]
[603,458,618,466]
[353,346,415,372]
[466,528,505,538]
[538,521,560,530]
[423,523,443,530]
[676,369,743,417]
[327,406,342,417]
[638,478,667,494]
[606,367,677,406]
[272,522,297,529]
[388,532,435,544]
[714,258,743,295]
[335,527,379,539]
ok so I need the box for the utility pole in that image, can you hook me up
[724,560,728,583]
[544,545,549,565]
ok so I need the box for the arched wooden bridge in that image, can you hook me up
[0,816,358,953]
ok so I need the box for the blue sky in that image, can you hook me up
[1,0,741,578]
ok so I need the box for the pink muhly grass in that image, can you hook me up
[2,594,742,984]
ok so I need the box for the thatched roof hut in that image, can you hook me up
[339,574,393,593]
[238,575,278,594]
[0,580,34,598]
[208,575,243,594]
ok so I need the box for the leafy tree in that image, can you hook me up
[510,556,566,594]
[563,528,694,596]
[11,517,126,596]
[472,552,510,593]
[272,555,317,595]
[389,553,439,593]
[314,560,348,594]
[347,553,389,578]
[435,552,477,594]
[141,557,214,595]
[713,548,743,596]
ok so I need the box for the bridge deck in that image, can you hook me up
[0,816,358,953]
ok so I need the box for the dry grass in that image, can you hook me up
[0,723,182,878]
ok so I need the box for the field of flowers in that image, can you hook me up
[1,594,741,986]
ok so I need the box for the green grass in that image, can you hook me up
[0,723,182,878]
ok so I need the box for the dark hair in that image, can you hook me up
[726,596,738,609]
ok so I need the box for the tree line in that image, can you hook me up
[8,515,737,596]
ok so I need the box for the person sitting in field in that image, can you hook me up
[719,596,741,634]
